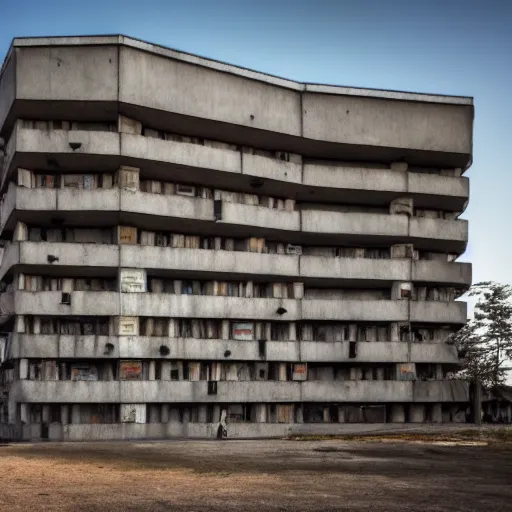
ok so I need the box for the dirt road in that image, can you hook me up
[0,438,511,511]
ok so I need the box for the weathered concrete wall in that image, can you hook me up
[300,256,409,282]
[15,291,119,316]
[302,381,412,402]
[242,153,302,184]
[11,379,469,404]
[16,46,118,102]
[122,133,241,174]
[302,92,473,155]
[121,295,299,320]
[410,301,467,324]
[0,52,15,132]
[119,46,302,136]
[121,246,299,277]
[302,300,407,322]
[413,380,469,402]
[12,334,458,363]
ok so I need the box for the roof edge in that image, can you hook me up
[4,35,474,106]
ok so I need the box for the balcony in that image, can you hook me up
[121,294,300,320]
[2,37,472,169]
[3,126,470,213]
[15,291,119,316]
[410,301,467,324]
[11,379,469,404]
[0,242,119,281]
[11,334,459,364]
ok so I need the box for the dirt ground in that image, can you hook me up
[0,435,511,512]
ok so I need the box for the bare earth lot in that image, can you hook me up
[0,436,511,512]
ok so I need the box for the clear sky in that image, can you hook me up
[1,0,511,288]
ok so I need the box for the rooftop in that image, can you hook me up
[2,35,473,106]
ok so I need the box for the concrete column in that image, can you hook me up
[213,405,222,423]
[349,367,357,381]
[33,316,41,334]
[364,368,373,381]
[169,408,181,423]
[431,404,443,423]
[323,407,330,423]
[390,322,400,342]
[390,404,405,423]
[506,405,512,424]
[8,401,16,424]
[19,359,29,380]
[105,363,114,381]
[348,324,357,341]
[161,404,170,424]
[182,408,190,425]
[376,368,385,381]
[61,405,69,425]
[473,378,482,425]
[148,361,156,381]
[409,404,426,423]
[149,405,160,423]
[288,322,296,341]
[295,405,303,424]
[161,362,171,380]
[20,404,28,424]
[264,322,272,341]
[338,406,346,423]
[15,315,25,333]
[435,364,443,380]
[278,363,287,381]
[71,405,80,424]
[42,405,50,423]
[198,405,208,423]
[221,320,230,340]
[60,363,67,380]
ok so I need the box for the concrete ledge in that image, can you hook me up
[15,290,120,316]
[11,380,468,404]
[10,334,459,364]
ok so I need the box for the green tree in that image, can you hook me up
[449,281,512,389]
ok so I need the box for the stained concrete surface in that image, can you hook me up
[0,438,511,511]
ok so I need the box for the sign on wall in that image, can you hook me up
[232,322,254,340]
[119,360,143,381]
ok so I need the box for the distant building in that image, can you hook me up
[0,36,473,441]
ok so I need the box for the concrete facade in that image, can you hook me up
[0,35,473,441]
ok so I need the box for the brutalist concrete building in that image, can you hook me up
[0,36,473,441]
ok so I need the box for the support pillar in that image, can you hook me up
[213,405,222,423]
[61,405,69,425]
[20,404,28,424]
[473,377,482,425]
[71,405,80,424]
[148,361,156,381]
[295,404,303,424]
[169,408,181,423]
[288,322,296,341]
[390,404,405,423]
[19,359,29,380]
[338,406,346,423]
[431,404,442,424]
[198,405,208,423]
[221,320,230,340]
[409,404,426,423]
[161,404,170,423]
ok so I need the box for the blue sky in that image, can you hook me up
[1,0,511,287]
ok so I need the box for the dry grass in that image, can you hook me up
[0,438,511,511]
[288,426,512,446]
